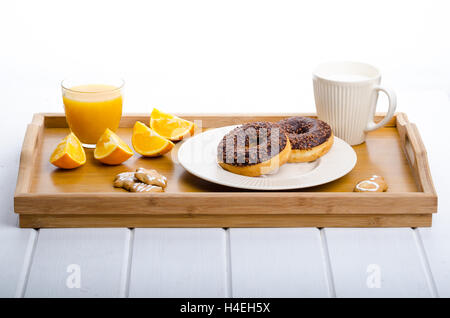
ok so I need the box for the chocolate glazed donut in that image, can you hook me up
[278,117,333,163]
[217,122,291,177]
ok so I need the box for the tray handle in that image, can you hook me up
[15,115,44,195]
[396,113,435,194]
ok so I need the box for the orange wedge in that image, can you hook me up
[50,132,86,169]
[132,121,174,157]
[150,108,195,141]
[94,128,134,165]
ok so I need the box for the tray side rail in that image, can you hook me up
[14,192,437,215]
[40,112,398,129]
[14,114,44,196]
[396,113,436,195]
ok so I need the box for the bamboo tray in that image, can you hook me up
[14,112,437,228]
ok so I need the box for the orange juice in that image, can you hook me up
[62,84,123,145]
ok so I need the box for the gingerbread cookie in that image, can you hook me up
[135,167,167,188]
[354,175,388,192]
[114,171,164,193]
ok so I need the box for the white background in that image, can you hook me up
[1,0,449,122]
[1,1,450,298]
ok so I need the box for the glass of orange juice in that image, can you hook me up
[61,77,124,148]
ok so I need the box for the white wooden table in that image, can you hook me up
[1,90,449,298]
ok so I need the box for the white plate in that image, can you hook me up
[177,125,357,190]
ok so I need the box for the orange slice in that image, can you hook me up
[94,128,134,165]
[50,132,86,169]
[132,121,174,157]
[150,108,195,141]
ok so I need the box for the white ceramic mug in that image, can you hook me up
[313,61,397,145]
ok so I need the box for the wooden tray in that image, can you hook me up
[14,112,437,228]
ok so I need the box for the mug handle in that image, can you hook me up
[364,86,397,132]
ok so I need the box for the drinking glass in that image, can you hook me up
[61,77,124,148]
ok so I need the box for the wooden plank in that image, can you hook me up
[417,197,448,296]
[229,228,329,297]
[0,123,38,297]
[418,226,448,297]
[0,227,36,297]
[325,228,432,297]
[404,91,450,296]
[129,228,227,297]
[24,228,130,298]
[19,213,432,228]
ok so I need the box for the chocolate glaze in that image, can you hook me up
[217,122,288,166]
[278,117,332,150]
